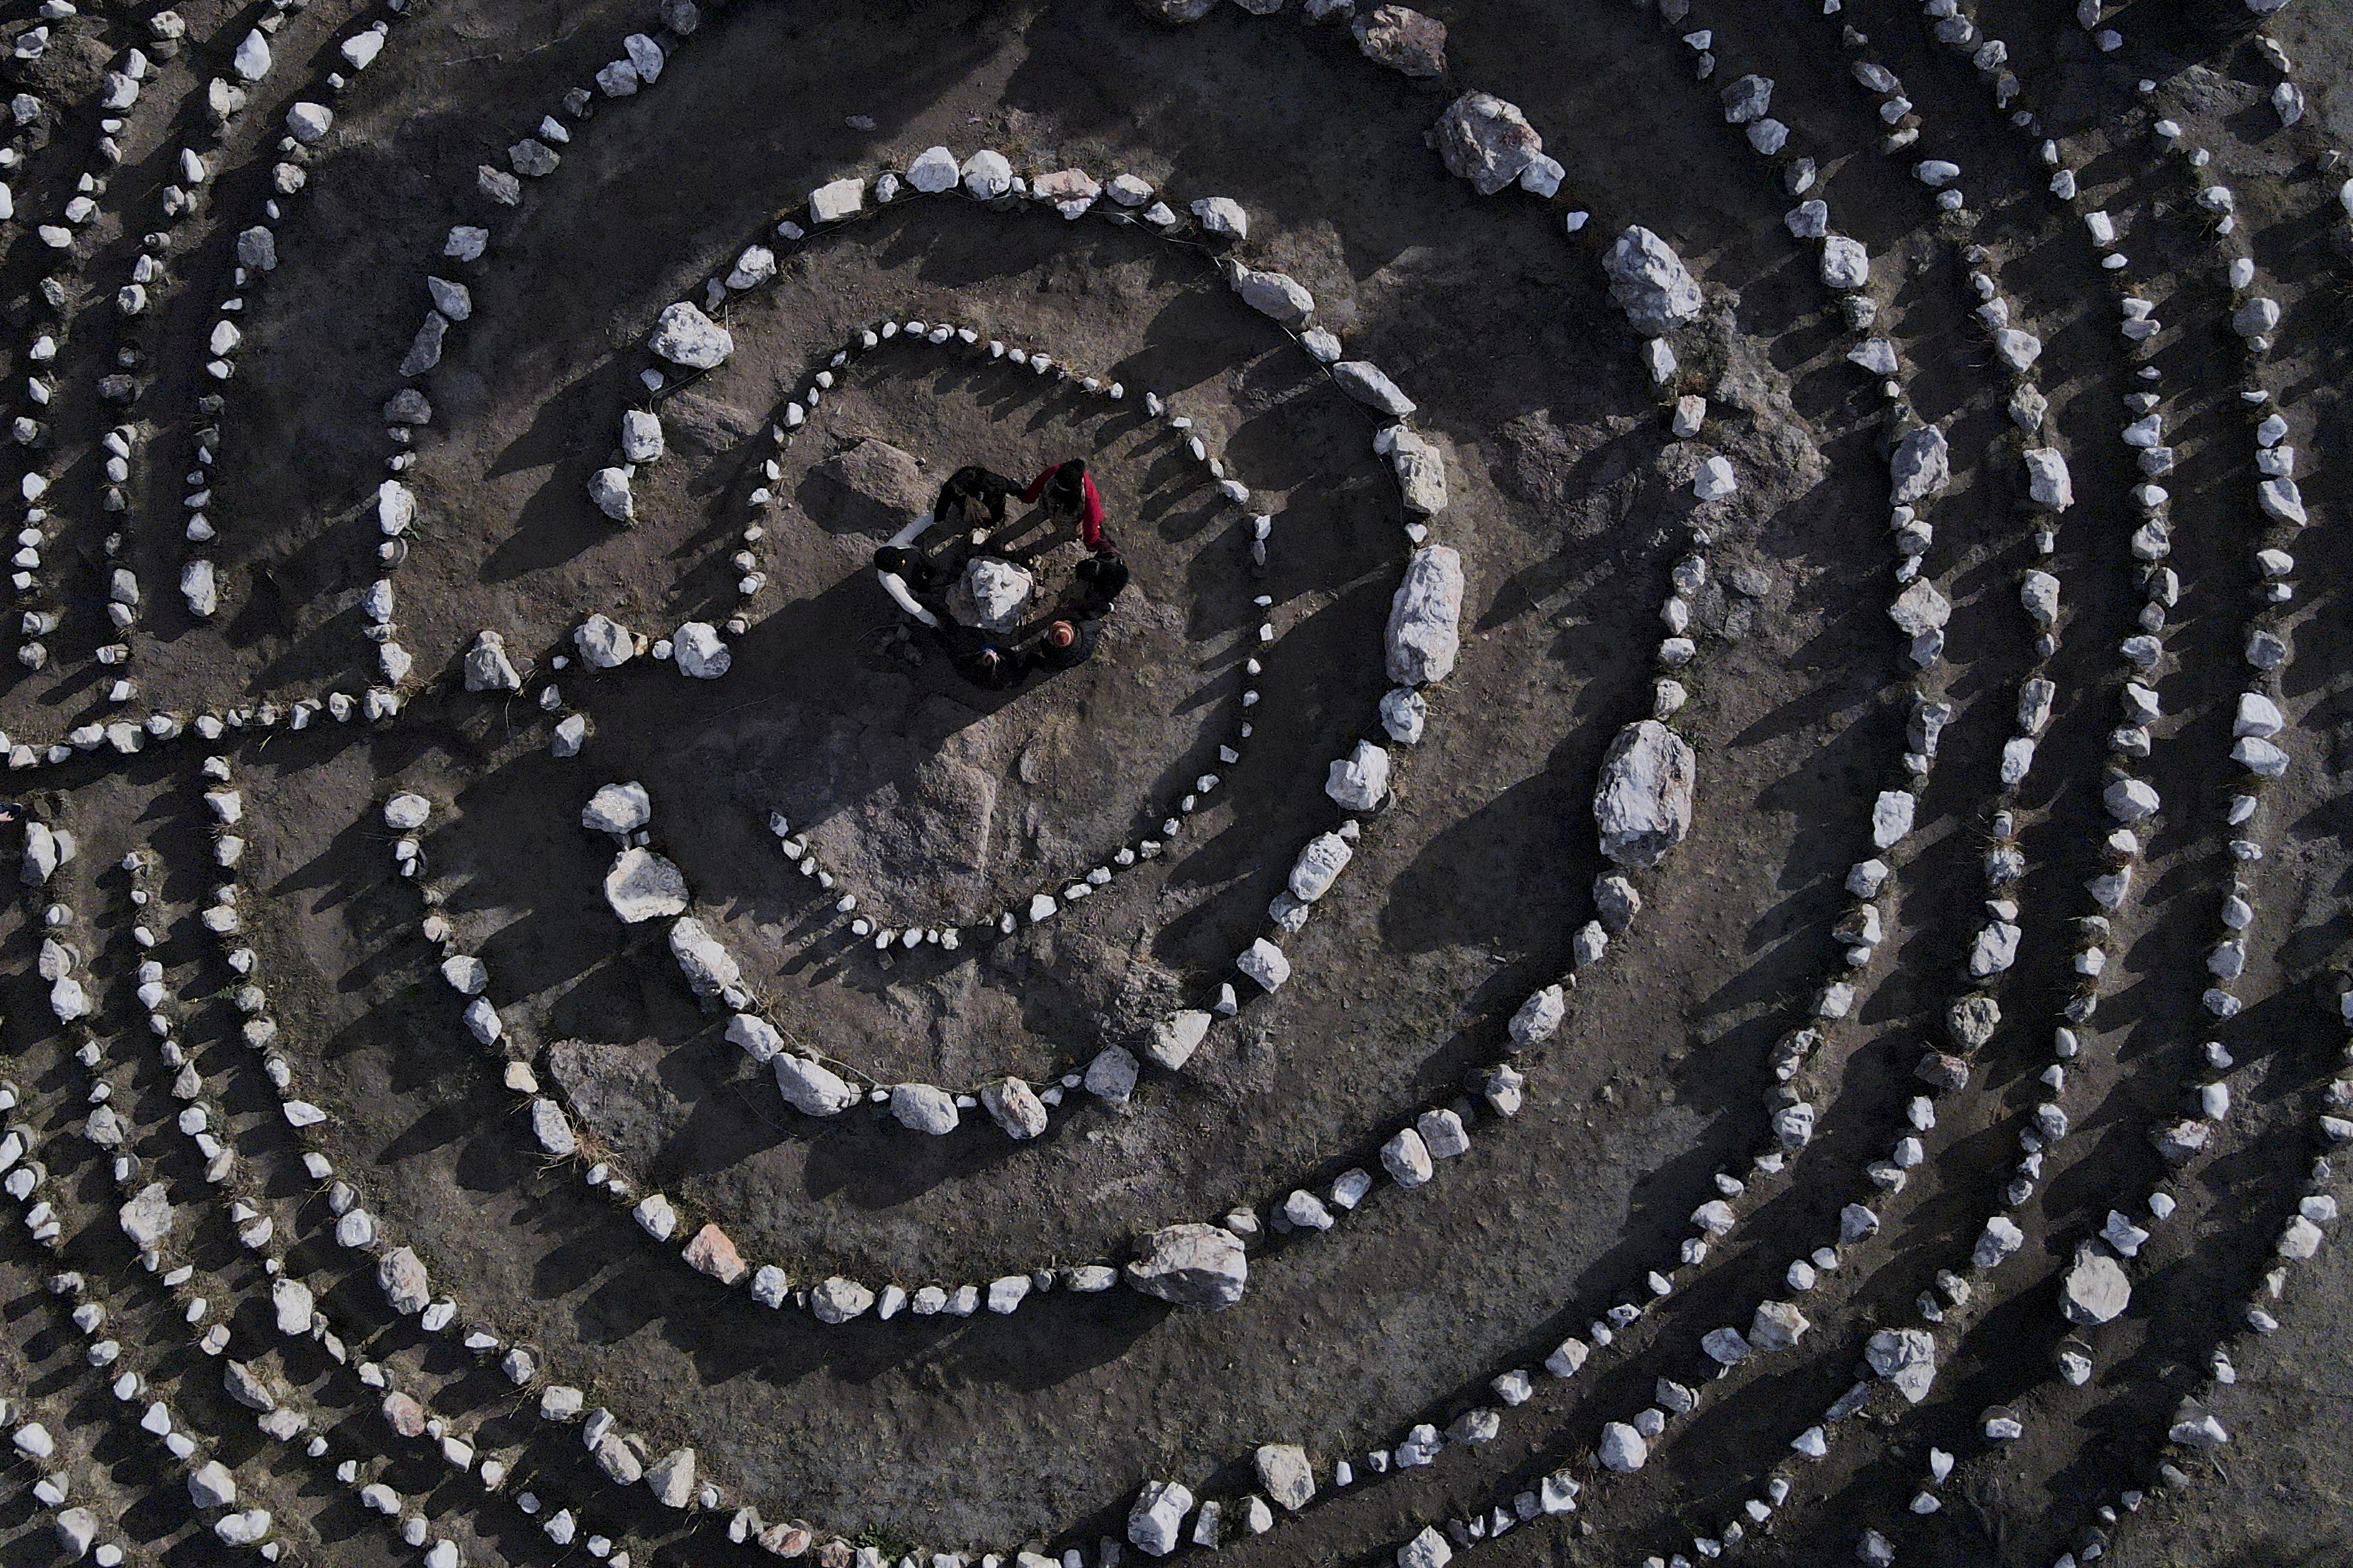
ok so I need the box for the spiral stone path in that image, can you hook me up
[0,3,2349,1567]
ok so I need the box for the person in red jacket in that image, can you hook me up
[1021,457,1105,548]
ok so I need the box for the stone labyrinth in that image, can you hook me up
[5,0,2353,1566]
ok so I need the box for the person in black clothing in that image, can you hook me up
[928,621,1030,690]
[874,544,946,595]
[1064,547,1130,620]
[953,643,1029,689]
[933,465,1021,530]
[1033,616,1099,672]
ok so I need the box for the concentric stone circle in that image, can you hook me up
[0,2,2347,1567]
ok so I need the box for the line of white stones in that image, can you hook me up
[1286,23,2154,1568]
[100,0,403,687]
[356,1,710,685]
[1625,3,2327,1560]
[0,846,299,1562]
[129,809,694,1568]
[1822,21,2344,1560]
[1612,4,2226,1557]
[0,1376,143,1567]
[8,16,151,674]
[1023,29,2032,1568]
[64,0,282,686]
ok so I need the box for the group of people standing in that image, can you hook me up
[875,458,1132,691]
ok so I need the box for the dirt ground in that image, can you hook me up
[0,1,2349,1567]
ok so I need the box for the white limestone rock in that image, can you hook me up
[1129,1481,1195,1557]
[1594,719,1695,869]
[1890,425,1951,505]
[2060,1246,2131,1325]
[1597,1422,1648,1472]
[463,630,522,692]
[775,1055,858,1116]
[604,847,688,923]
[672,622,732,678]
[648,302,734,369]
[582,781,652,835]
[669,917,742,1001]
[1231,264,1315,326]
[1326,740,1391,811]
[619,409,665,463]
[1434,90,1543,195]
[1333,360,1417,417]
[2024,448,2073,510]
[575,614,637,668]
[890,1082,960,1135]
[906,146,960,193]
[1125,1223,1248,1309]
[1148,1010,1214,1070]
[1603,226,1703,335]
[960,150,1013,199]
[589,466,635,524]
[1384,546,1462,685]
[1190,195,1248,238]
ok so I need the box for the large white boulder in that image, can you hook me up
[648,301,733,369]
[1603,226,1703,336]
[1593,720,1695,869]
[1385,546,1463,686]
[1125,1223,1248,1309]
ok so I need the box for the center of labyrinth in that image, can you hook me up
[643,345,1263,935]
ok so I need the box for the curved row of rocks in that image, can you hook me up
[6,12,158,677]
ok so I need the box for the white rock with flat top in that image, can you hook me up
[906,146,960,193]
[890,1082,960,1135]
[1148,1010,1214,1070]
[648,301,733,369]
[1125,1223,1248,1309]
[604,847,689,922]
[948,556,1035,631]
[1255,1444,1315,1511]
[2061,1247,2131,1325]
[583,781,651,835]
[809,178,865,224]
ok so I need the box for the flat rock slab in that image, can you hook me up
[801,436,929,534]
